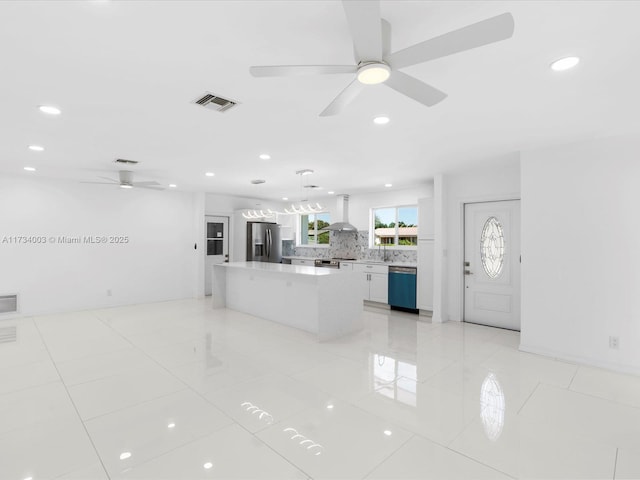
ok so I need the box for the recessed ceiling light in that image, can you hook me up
[326,404,334,410]
[23,477,33,480]
[28,145,45,151]
[168,184,177,188]
[328,191,335,195]
[24,166,36,172]
[383,430,392,436]
[357,62,391,85]
[120,184,133,189]
[282,197,288,201]
[259,153,271,160]
[167,422,176,428]
[373,116,390,125]
[205,172,215,177]
[38,105,61,115]
[550,56,580,71]
[203,462,213,470]
[384,183,392,188]
[119,452,132,460]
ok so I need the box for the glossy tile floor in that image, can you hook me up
[2,299,640,479]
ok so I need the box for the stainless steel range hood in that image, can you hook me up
[324,194,358,232]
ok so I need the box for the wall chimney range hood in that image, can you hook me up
[324,194,358,232]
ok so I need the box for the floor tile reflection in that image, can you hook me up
[0,299,637,479]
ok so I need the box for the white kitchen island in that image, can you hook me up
[212,262,363,341]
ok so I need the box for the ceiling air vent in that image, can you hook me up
[251,179,266,185]
[115,158,139,165]
[193,92,238,113]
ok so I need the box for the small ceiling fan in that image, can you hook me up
[250,0,514,116]
[82,170,164,190]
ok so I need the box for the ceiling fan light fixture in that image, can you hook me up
[357,62,391,85]
[550,56,580,71]
[120,184,133,189]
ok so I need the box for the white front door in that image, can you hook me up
[464,200,520,330]
[205,216,229,296]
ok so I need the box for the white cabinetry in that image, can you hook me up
[291,258,314,266]
[339,262,354,270]
[353,263,388,304]
[417,197,435,311]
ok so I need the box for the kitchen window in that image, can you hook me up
[299,212,331,245]
[372,205,418,247]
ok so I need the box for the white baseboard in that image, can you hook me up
[519,343,640,377]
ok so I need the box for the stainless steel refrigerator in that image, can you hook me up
[246,222,282,263]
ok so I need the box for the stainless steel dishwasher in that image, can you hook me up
[388,266,417,312]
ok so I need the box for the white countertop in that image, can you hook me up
[217,261,349,276]
[282,257,417,268]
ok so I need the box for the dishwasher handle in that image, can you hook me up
[389,266,417,275]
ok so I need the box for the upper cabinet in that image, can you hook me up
[417,197,434,239]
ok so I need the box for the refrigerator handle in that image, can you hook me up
[266,229,271,259]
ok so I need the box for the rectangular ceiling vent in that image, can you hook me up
[193,92,238,113]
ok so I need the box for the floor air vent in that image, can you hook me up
[0,295,17,314]
[193,92,238,112]
[0,326,17,344]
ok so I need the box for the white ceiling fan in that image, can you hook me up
[82,170,164,190]
[250,0,514,116]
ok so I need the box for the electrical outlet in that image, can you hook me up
[609,336,619,349]
[107,289,112,297]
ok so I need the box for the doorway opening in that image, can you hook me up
[204,216,229,296]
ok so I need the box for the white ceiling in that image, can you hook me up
[1,0,639,200]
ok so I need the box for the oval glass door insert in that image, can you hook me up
[480,216,505,278]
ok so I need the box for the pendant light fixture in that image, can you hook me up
[283,169,324,215]
[241,169,324,219]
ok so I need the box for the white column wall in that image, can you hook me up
[520,135,640,374]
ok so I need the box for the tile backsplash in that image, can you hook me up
[284,231,417,263]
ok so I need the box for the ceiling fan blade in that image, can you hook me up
[388,12,515,69]
[342,0,382,61]
[385,71,447,107]
[80,181,115,185]
[138,185,165,191]
[249,65,356,77]
[96,176,118,183]
[132,181,161,186]
[319,79,365,117]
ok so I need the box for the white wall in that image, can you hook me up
[442,157,521,322]
[520,135,640,374]
[0,176,200,315]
